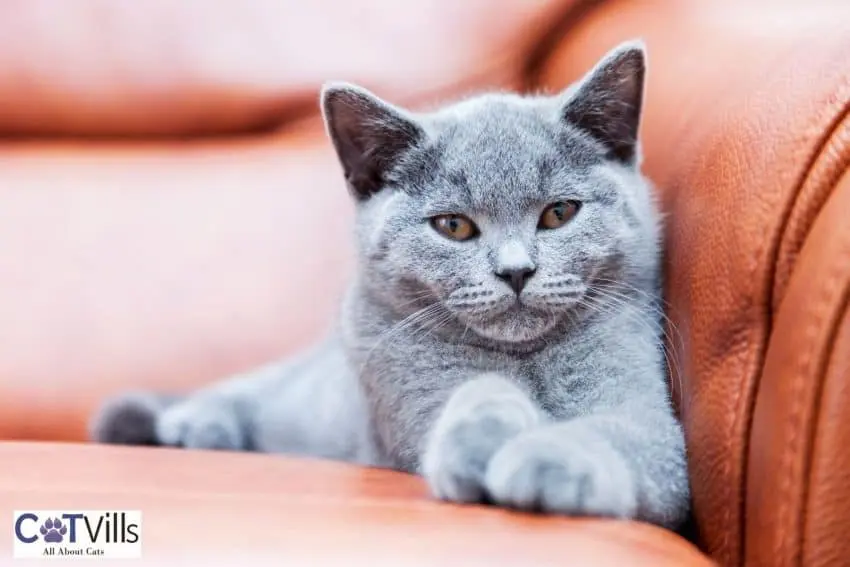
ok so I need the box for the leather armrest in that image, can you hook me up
[748,170,850,567]
[0,442,713,566]
[532,0,850,564]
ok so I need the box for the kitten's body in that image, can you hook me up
[93,42,690,529]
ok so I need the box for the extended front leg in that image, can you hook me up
[484,408,690,528]
[92,363,283,451]
[91,334,376,463]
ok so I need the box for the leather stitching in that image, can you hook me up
[771,86,850,312]
[776,254,832,567]
[769,180,850,566]
[745,107,850,567]
[798,194,850,567]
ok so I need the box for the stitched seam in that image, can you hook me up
[771,100,850,311]
[772,123,850,312]
[799,203,850,566]
[777,245,850,567]
[739,102,850,567]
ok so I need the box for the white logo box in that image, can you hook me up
[12,510,142,560]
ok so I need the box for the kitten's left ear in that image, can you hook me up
[321,82,425,201]
[560,40,647,165]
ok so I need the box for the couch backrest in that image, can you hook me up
[0,0,580,136]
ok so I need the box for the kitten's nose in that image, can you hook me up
[495,267,536,295]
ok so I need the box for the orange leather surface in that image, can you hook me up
[0,442,715,567]
[0,0,580,136]
[747,169,850,567]
[535,0,850,565]
[0,127,354,441]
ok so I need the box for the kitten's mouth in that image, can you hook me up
[462,303,561,345]
[511,295,550,313]
[444,288,570,344]
[494,296,555,320]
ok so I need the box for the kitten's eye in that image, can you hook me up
[430,214,478,241]
[538,200,581,230]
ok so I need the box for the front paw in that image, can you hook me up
[90,392,168,445]
[156,398,246,450]
[484,431,637,519]
[423,414,518,503]
[422,375,540,503]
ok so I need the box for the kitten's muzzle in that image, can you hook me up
[495,267,536,296]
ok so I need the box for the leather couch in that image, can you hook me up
[1,0,848,565]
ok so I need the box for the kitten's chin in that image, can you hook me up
[463,308,563,345]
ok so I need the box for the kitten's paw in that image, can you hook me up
[422,375,540,503]
[485,431,637,518]
[156,398,246,450]
[90,392,171,445]
[423,414,516,503]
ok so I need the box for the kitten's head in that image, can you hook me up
[321,41,660,345]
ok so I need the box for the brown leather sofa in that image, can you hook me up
[1,0,848,565]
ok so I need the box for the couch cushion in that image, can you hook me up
[0,0,580,136]
[0,442,714,566]
[0,127,352,440]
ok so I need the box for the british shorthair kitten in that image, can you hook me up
[92,41,690,529]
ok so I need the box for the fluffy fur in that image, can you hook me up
[91,41,690,528]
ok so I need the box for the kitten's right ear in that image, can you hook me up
[321,82,425,200]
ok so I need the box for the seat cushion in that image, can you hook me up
[0,442,713,566]
[0,127,352,441]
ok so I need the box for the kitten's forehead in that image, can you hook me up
[403,95,600,215]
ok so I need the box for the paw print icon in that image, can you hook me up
[39,518,67,543]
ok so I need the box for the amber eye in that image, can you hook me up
[430,214,479,241]
[538,200,581,230]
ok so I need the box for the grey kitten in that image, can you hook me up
[91,41,690,529]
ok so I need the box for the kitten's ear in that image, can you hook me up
[559,40,647,165]
[321,82,425,200]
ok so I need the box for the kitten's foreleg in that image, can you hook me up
[421,378,689,527]
[421,374,542,503]
[484,408,690,528]
[91,364,283,451]
[91,335,374,461]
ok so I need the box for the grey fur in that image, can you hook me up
[92,41,690,529]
